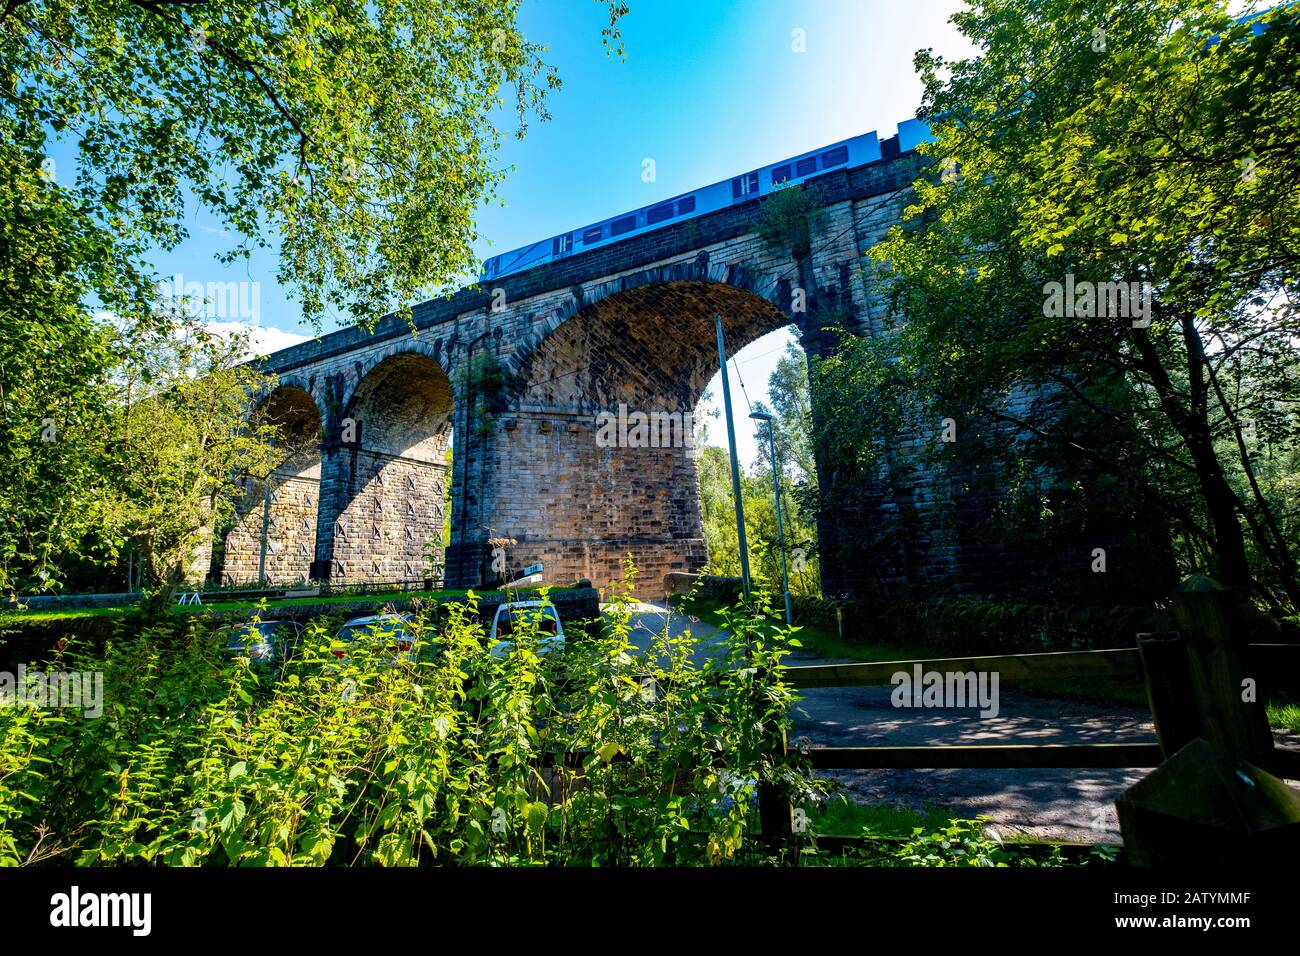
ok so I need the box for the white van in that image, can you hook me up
[488,601,565,659]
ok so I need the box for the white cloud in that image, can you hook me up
[204,321,310,359]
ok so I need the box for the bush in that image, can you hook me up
[789,594,1165,654]
[0,564,811,866]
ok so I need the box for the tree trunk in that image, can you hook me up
[1182,425,1254,596]
[1131,319,1255,599]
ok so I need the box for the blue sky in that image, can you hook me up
[484,0,974,466]
[56,0,975,466]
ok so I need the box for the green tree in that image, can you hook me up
[1,0,625,326]
[0,0,625,593]
[109,318,280,607]
[0,142,127,594]
[862,0,1299,610]
[760,342,816,481]
[697,445,742,576]
[750,391,819,594]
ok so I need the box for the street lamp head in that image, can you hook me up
[749,411,773,421]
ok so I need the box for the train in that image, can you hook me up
[480,117,934,282]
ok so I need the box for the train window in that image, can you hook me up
[731,172,759,200]
[677,195,695,214]
[647,203,675,225]
[552,234,573,257]
[796,156,817,177]
[611,215,637,236]
[821,145,849,168]
[583,226,603,245]
[770,164,792,186]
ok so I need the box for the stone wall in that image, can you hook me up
[217,471,320,586]
[330,453,447,584]
[230,147,1147,602]
[474,409,708,593]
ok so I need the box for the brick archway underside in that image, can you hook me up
[327,351,454,584]
[485,280,797,596]
[516,279,793,412]
[217,385,323,586]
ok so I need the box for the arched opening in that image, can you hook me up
[328,351,454,584]
[695,325,820,595]
[500,279,803,595]
[214,384,323,586]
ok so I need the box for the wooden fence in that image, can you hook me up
[757,575,1300,843]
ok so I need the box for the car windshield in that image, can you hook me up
[223,622,275,646]
[496,608,558,638]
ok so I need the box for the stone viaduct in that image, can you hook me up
[213,148,927,595]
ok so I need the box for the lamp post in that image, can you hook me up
[715,314,751,602]
[750,410,793,625]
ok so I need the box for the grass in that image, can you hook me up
[795,797,1119,866]
[679,593,938,663]
[0,584,584,625]
[0,605,129,623]
[805,794,958,838]
[196,587,473,613]
[1269,698,1300,733]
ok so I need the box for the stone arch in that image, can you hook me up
[336,339,451,416]
[314,349,455,584]
[480,278,802,594]
[506,264,799,401]
[214,383,324,586]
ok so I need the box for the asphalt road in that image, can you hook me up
[615,600,1297,844]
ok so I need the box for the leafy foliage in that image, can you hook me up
[697,343,821,593]
[110,318,283,605]
[757,183,828,259]
[1,0,626,326]
[0,565,814,866]
[829,0,1299,610]
[788,592,1162,655]
[0,0,625,595]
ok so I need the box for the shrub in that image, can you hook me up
[0,564,812,866]
[789,593,1164,654]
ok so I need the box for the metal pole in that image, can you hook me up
[257,470,272,588]
[715,314,751,601]
[767,422,794,625]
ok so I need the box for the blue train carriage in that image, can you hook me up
[480,118,935,282]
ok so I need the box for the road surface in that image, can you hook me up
[613,600,1297,844]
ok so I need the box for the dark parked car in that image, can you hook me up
[216,620,304,675]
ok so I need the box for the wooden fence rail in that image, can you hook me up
[759,576,1300,847]
[801,743,1164,770]
[782,647,1144,690]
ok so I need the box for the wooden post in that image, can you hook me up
[754,662,793,857]
[1170,575,1273,764]
[1137,632,1198,759]
[758,723,792,856]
